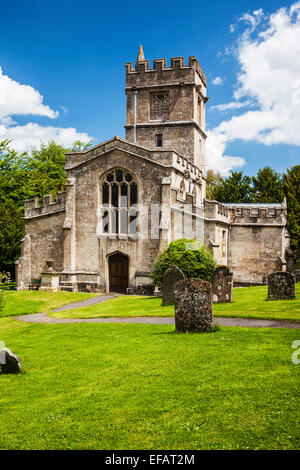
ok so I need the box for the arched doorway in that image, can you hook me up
[108,253,129,293]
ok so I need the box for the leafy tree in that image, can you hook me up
[205,169,224,200]
[282,165,300,251]
[0,140,68,276]
[71,140,93,152]
[211,171,253,203]
[0,201,24,274]
[151,238,216,289]
[251,166,283,203]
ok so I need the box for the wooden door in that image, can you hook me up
[109,253,129,293]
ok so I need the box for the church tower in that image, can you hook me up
[125,46,208,170]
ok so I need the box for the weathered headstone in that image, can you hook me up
[212,266,233,303]
[0,348,22,374]
[162,265,185,305]
[174,278,213,332]
[268,272,296,300]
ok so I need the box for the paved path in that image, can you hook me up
[15,313,300,328]
[53,292,120,312]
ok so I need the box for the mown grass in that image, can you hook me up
[0,290,97,317]
[0,318,299,450]
[50,285,300,322]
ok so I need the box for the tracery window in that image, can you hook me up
[101,169,137,236]
[151,92,169,120]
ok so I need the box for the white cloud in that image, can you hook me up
[0,122,92,153]
[0,67,58,121]
[0,67,92,152]
[212,76,223,86]
[206,131,245,176]
[208,2,300,174]
[211,100,251,111]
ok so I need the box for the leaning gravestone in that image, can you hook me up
[162,265,185,305]
[174,278,213,332]
[268,272,296,300]
[0,348,22,374]
[212,266,233,303]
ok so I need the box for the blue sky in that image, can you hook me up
[1,0,299,175]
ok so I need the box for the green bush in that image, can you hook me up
[150,239,216,289]
[0,273,8,311]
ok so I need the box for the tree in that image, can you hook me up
[282,165,300,251]
[251,166,283,203]
[211,171,253,203]
[205,169,224,200]
[151,238,216,289]
[0,140,68,276]
[71,140,93,152]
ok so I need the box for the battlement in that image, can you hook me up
[224,203,287,226]
[204,200,230,223]
[126,55,207,87]
[24,191,66,219]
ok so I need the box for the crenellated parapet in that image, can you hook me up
[224,203,287,226]
[24,191,66,219]
[126,55,207,88]
[204,199,230,223]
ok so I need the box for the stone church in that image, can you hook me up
[16,47,291,293]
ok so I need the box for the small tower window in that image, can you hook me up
[156,134,163,148]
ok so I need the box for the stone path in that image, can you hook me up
[15,313,300,328]
[53,292,120,312]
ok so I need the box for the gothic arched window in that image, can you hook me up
[101,168,138,236]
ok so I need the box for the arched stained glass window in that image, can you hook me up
[101,169,138,236]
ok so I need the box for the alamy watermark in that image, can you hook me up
[0,340,6,364]
[291,340,300,365]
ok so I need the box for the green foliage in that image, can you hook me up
[207,165,299,252]
[205,169,224,199]
[0,272,10,311]
[0,139,68,275]
[150,238,216,289]
[210,170,253,203]
[251,166,283,203]
[0,201,24,273]
[282,165,300,251]
[71,140,93,152]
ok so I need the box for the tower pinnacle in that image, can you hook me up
[136,45,145,64]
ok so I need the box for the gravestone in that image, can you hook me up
[268,272,296,300]
[162,265,185,305]
[212,266,233,303]
[0,348,22,374]
[174,278,213,332]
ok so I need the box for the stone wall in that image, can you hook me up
[16,211,65,288]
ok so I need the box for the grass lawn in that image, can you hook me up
[50,285,300,322]
[0,318,299,450]
[0,290,97,318]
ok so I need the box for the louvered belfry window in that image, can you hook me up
[151,92,169,120]
[101,169,137,236]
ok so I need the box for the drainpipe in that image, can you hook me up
[132,87,137,143]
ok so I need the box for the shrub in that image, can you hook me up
[150,239,216,289]
[0,273,9,312]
